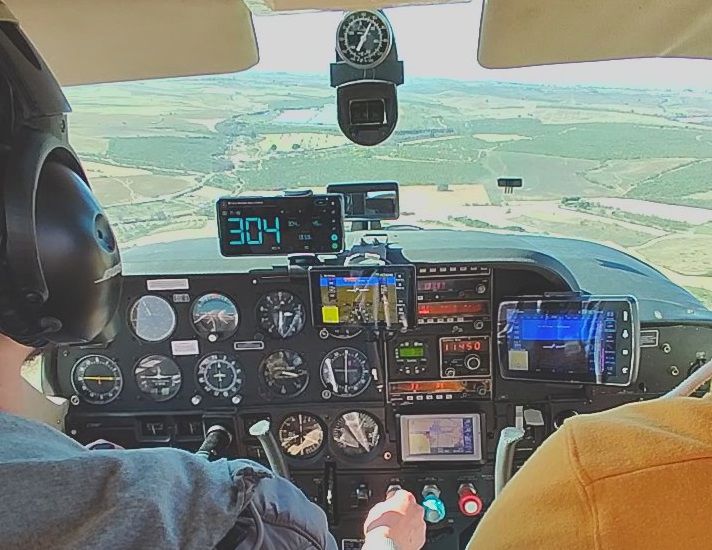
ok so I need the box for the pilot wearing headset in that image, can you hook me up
[0,17,425,550]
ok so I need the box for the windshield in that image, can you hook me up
[63,2,712,308]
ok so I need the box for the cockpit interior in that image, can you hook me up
[5,0,712,548]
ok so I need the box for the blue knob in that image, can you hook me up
[422,493,446,524]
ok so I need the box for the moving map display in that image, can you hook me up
[400,414,483,462]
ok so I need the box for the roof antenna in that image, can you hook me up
[498,177,523,195]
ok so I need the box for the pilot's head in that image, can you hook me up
[0,24,122,360]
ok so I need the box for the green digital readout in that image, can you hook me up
[399,346,425,358]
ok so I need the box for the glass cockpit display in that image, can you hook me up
[309,265,416,329]
[497,297,639,386]
[217,195,344,257]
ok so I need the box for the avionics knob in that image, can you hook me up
[458,484,484,517]
[465,354,482,371]
[422,485,446,524]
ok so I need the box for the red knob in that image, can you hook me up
[458,484,484,517]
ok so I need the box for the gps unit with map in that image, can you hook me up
[309,265,417,329]
[400,413,484,463]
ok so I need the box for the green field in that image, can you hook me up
[64,72,712,302]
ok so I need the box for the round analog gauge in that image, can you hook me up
[134,355,182,402]
[191,293,239,342]
[331,411,382,458]
[257,291,306,340]
[278,413,325,459]
[196,353,244,399]
[259,350,309,399]
[336,10,393,69]
[320,347,371,397]
[129,295,176,342]
[71,355,123,405]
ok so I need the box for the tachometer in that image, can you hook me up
[191,293,239,342]
[71,355,123,405]
[129,295,176,342]
[134,355,182,402]
[278,413,325,459]
[336,10,393,69]
[257,291,306,339]
[259,350,309,398]
[196,353,244,399]
[320,347,371,397]
[331,411,382,457]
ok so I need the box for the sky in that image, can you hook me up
[251,1,712,90]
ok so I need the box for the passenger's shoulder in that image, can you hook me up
[564,397,712,481]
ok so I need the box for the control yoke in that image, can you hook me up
[494,407,545,497]
[196,425,233,460]
[249,420,291,479]
[494,427,526,497]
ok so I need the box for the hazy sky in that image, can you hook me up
[252,2,712,90]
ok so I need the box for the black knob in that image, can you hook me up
[465,354,482,371]
[196,425,233,460]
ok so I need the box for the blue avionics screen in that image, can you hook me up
[519,313,597,341]
[499,298,636,385]
[319,275,397,287]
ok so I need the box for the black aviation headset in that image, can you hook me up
[0,19,122,348]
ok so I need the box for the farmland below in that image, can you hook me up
[65,72,712,306]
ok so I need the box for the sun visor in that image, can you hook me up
[244,0,468,15]
[1,0,259,86]
[0,3,16,22]
[479,0,712,68]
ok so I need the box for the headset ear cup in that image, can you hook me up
[0,129,122,345]
[34,160,122,344]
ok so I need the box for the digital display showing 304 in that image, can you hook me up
[217,195,344,256]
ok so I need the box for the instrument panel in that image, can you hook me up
[59,273,384,412]
[52,260,706,549]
